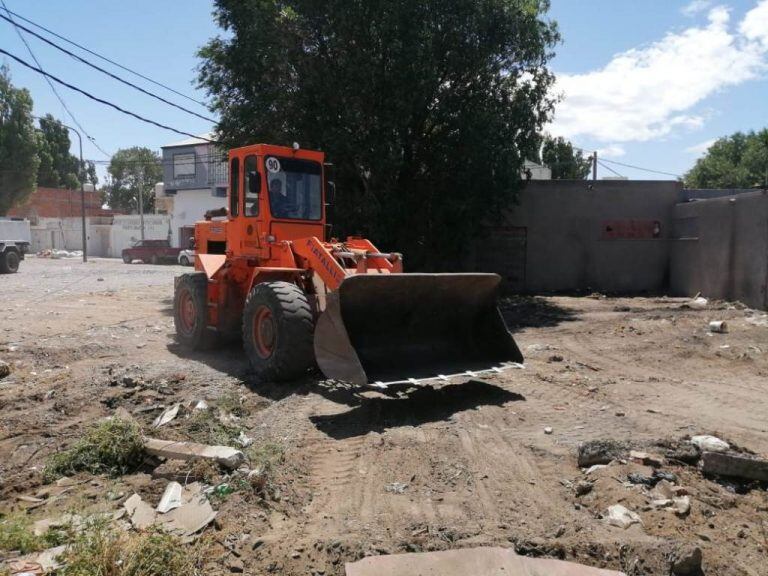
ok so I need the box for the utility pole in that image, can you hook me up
[138,184,145,240]
[592,151,598,181]
[60,122,87,262]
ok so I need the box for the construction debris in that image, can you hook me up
[606,505,641,529]
[9,545,68,574]
[578,440,626,467]
[385,482,408,494]
[152,403,181,427]
[143,437,245,469]
[124,482,217,536]
[701,450,768,482]
[669,544,703,575]
[157,481,183,513]
[690,435,730,453]
[345,546,627,576]
[629,450,664,467]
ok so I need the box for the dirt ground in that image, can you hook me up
[2,257,768,575]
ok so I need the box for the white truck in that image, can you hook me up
[0,218,31,274]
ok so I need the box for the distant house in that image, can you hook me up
[160,133,228,247]
[521,159,552,181]
[7,185,115,221]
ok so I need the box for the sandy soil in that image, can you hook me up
[1,257,768,575]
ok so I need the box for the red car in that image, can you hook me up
[122,239,182,264]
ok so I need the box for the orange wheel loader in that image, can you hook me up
[173,143,523,388]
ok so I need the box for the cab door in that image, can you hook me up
[241,154,268,259]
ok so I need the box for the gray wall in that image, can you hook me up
[671,191,768,310]
[475,180,682,294]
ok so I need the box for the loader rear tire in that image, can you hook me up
[174,272,216,350]
[243,281,314,382]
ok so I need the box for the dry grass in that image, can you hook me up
[60,519,201,576]
[247,441,284,473]
[43,418,146,483]
[0,513,69,554]
[184,409,242,446]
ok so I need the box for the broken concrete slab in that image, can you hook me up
[629,450,664,467]
[123,484,216,537]
[125,493,158,530]
[701,450,768,482]
[345,547,627,576]
[144,437,245,469]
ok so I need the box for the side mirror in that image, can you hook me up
[326,181,336,205]
[248,171,261,195]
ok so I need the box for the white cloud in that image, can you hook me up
[598,145,626,158]
[741,0,768,48]
[682,0,714,16]
[550,2,768,144]
[685,138,717,154]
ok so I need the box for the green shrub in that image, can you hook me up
[43,419,145,483]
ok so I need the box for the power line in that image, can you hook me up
[599,158,681,179]
[597,160,624,178]
[2,6,208,108]
[0,13,216,123]
[0,0,110,158]
[0,48,218,143]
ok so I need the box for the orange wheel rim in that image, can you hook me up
[179,289,196,334]
[253,305,275,358]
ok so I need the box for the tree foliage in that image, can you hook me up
[106,147,161,213]
[198,0,559,268]
[685,131,768,189]
[541,135,592,180]
[0,65,39,215]
[35,114,98,190]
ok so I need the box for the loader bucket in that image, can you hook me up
[314,273,523,386]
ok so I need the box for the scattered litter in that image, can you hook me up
[144,437,245,469]
[701,450,768,482]
[157,481,183,513]
[584,464,607,475]
[235,430,254,447]
[8,558,45,575]
[574,480,593,496]
[745,314,768,327]
[708,320,728,333]
[124,493,157,530]
[690,435,729,453]
[152,403,181,428]
[190,399,209,411]
[385,482,408,494]
[544,427,553,435]
[627,473,655,487]
[672,495,691,516]
[687,296,708,309]
[37,249,82,259]
[606,504,641,529]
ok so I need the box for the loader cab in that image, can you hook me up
[226,144,327,262]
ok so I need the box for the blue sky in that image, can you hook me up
[2,0,768,181]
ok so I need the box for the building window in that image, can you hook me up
[173,153,196,179]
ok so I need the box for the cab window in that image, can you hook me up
[229,157,240,217]
[244,155,259,216]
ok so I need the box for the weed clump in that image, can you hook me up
[43,418,145,483]
[247,442,284,472]
[60,520,199,576]
[0,514,68,554]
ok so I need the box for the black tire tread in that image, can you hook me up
[0,250,19,274]
[242,281,315,382]
[174,272,216,350]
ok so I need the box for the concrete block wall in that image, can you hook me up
[671,191,768,310]
[480,180,681,294]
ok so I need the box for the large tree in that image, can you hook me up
[541,135,592,180]
[35,114,98,190]
[198,0,559,268]
[0,65,39,215]
[106,147,162,213]
[685,131,768,189]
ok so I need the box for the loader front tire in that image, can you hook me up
[243,281,314,382]
[174,272,216,350]
[0,250,20,274]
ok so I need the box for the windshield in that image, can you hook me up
[266,156,322,221]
